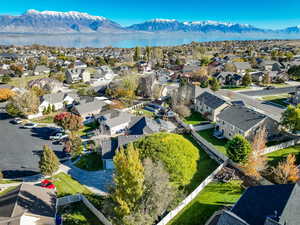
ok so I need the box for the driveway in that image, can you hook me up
[0,113,65,178]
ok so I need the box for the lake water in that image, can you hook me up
[0,32,299,48]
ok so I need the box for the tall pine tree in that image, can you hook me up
[39,145,59,176]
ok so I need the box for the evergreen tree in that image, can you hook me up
[226,135,252,164]
[112,144,144,220]
[242,72,252,87]
[39,145,59,176]
[210,77,220,91]
[51,104,56,112]
[133,46,141,61]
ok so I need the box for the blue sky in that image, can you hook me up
[2,0,300,29]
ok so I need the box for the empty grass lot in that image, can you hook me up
[169,180,244,225]
[197,129,228,155]
[184,111,207,125]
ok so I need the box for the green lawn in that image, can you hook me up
[0,186,18,196]
[0,179,20,184]
[59,202,104,225]
[8,74,49,87]
[261,94,290,107]
[75,152,103,171]
[266,145,300,167]
[31,114,55,124]
[183,135,219,193]
[197,129,228,155]
[184,111,207,125]
[133,109,155,118]
[169,181,243,225]
[51,172,91,197]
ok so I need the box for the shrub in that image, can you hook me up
[226,135,252,164]
[134,133,200,187]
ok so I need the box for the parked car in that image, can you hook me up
[265,86,275,90]
[22,123,37,129]
[11,118,23,124]
[49,132,68,141]
[40,179,56,190]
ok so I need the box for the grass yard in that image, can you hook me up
[59,202,103,225]
[266,145,300,167]
[184,111,207,125]
[183,135,219,193]
[8,74,49,87]
[0,186,18,196]
[51,172,91,197]
[75,152,103,171]
[261,94,290,107]
[31,114,55,124]
[197,129,228,155]
[133,109,155,118]
[169,181,244,225]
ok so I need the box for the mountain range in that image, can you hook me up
[0,9,299,34]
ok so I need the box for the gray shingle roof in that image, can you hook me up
[0,184,56,222]
[231,184,300,225]
[43,92,65,104]
[196,91,228,110]
[74,100,106,115]
[218,105,266,132]
[233,62,251,70]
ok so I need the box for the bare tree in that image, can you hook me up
[173,105,191,118]
[272,154,299,184]
[243,127,268,179]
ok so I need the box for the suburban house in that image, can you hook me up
[213,72,243,86]
[97,110,133,135]
[195,91,229,122]
[65,68,90,84]
[137,73,157,98]
[233,62,251,74]
[71,99,107,119]
[33,65,50,76]
[211,183,300,225]
[91,66,116,84]
[39,92,79,113]
[289,86,300,105]
[28,78,64,93]
[215,105,278,140]
[0,184,56,225]
[74,60,87,69]
[259,60,283,71]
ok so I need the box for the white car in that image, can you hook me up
[49,133,68,141]
[22,123,37,129]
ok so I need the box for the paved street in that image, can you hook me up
[0,112,64,178]
[239,86,297,97]
[217,90,284,122]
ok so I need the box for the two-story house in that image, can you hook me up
[195,91,229,122]
[65,68,90,84]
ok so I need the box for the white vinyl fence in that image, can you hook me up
[261,139,299,155]
[56,194,112,225]
[157,162,227,225]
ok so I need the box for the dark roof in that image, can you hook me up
[196,91,228,110]
[231,183,300,225]
[0,184,56,223]
[128,117,160,135]
[100,135,142,159]
[218,105,266,131]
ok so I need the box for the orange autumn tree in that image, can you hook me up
[272,154,299,184]
[243,127,268,179]
[0,88,15,101]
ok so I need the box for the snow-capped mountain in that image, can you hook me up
[282,25,300,33]
[0,9,124,33]
[127,19,265,33]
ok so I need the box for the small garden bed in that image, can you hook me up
[169,180,244,225]
[75,152,103,171]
